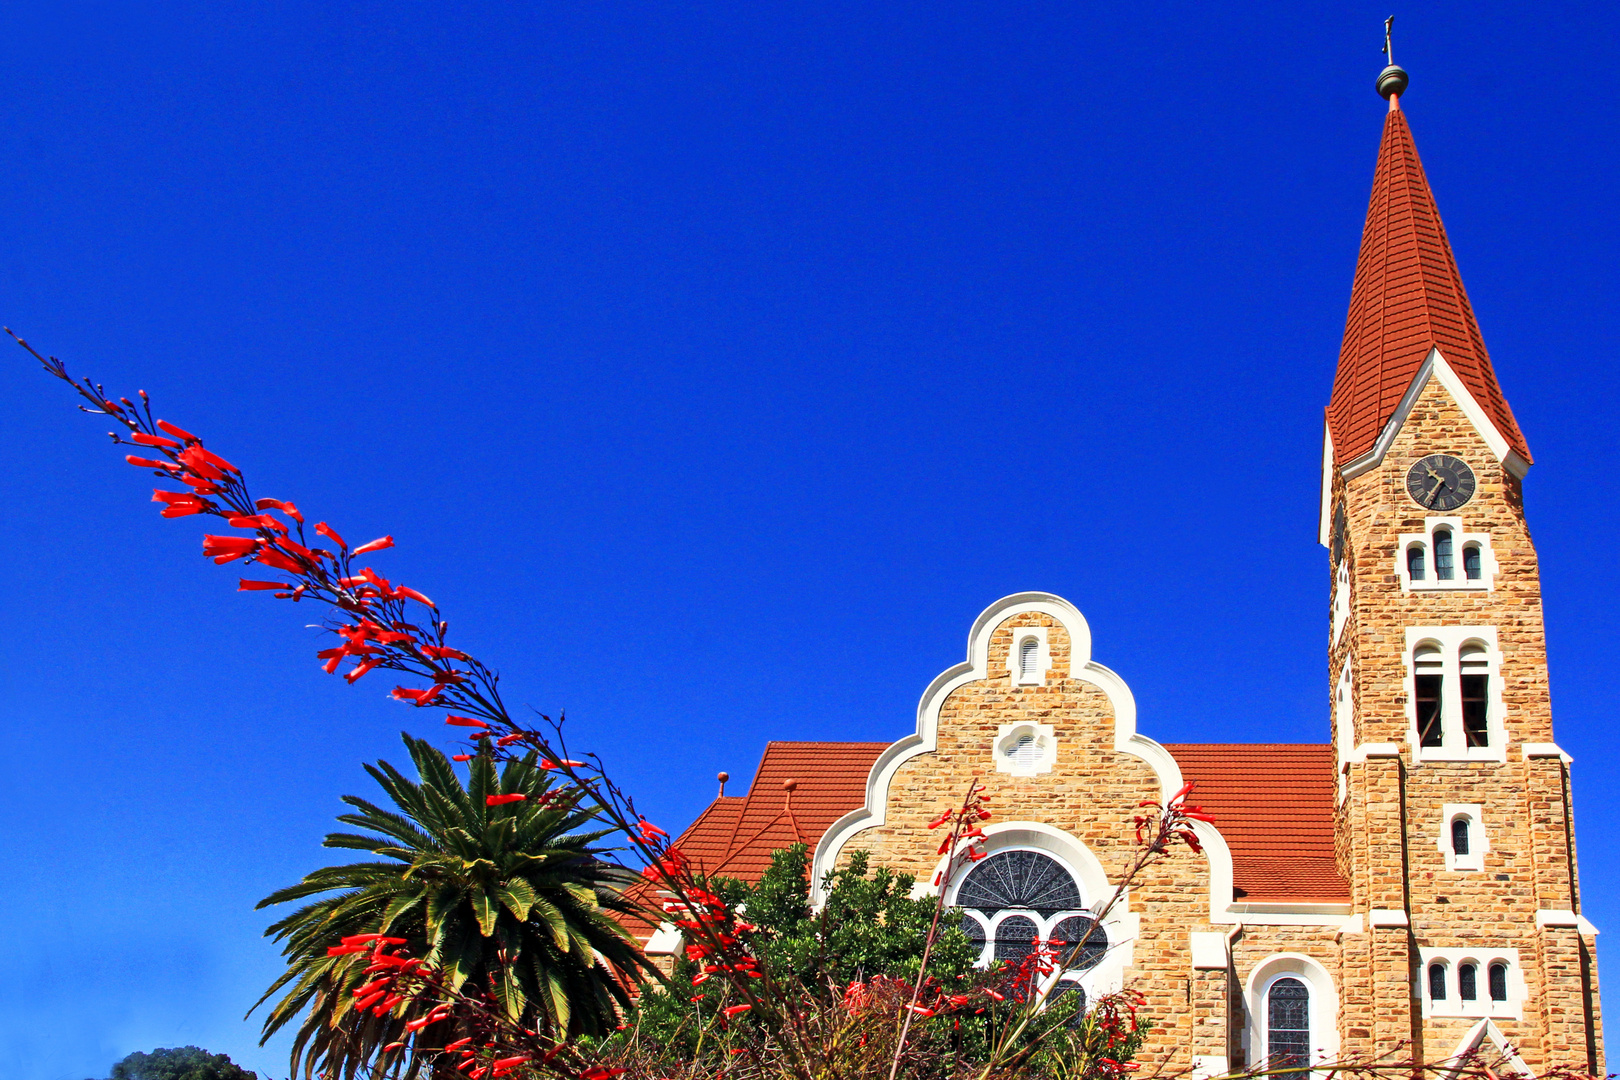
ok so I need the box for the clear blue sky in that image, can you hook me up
[2,4,1616,1078]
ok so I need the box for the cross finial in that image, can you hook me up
[1383,16,1395,66]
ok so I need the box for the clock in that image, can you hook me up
[1405,454,1477,511]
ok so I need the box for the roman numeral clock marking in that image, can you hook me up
[1405,454,1477,512]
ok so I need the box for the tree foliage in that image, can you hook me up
[105,1046,255,1080]
[252,734,657,1079]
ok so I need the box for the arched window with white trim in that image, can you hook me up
[1459,962,1478,1002]
[1429,962,1448,1001]
[1451,817,1470,856]
[1266,978,1311,1070]
[954,849,1105,1002]
[1408,544,1427,581]
[1434,529,1455,580]
[1460,644,1490,747]
[1414,644,1444,747]
[1464,544,1482,581]
[1489,963,1508,1003]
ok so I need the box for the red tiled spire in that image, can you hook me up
[1327,98,1530,466]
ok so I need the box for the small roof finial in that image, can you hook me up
[717,771,730,797]
[1377,16,1409,107]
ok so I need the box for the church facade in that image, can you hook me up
[645,68,1604,1076]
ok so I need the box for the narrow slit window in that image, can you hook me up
[1429,963,1447,1001]
[1408,544,1427,581]
[1461,646,1490,748]
[1464,545,1482,580]
[1434,530,1455,580]
[1489,963,1508,1003]
[1459,963,1478,1001]
[1019,638,1039,680]
[1415,646,1445,747]
[1451,817,1471,856]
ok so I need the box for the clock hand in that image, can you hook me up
[1424,469,1448,507]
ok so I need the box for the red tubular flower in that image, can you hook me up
[191,445,238,474]
[422,645,469,660]
[255,549,307,574]
[906,1005,935,1017]
[160,502,211,518]
[394,586,435,607]
[151,489,200,504]
[445,716,490,729]
[326,944,369,956]
[1169,781,1195,803]
[238,580,292,591]
[352,535,395,556]
[926,809,953,829]
[156,419,200,443]
[445,1038,474,1053]
[451,754,473,762]
[227,514,279,529]
[131,432,182,449]
[345,659,381,683]
[539,759,587,770]
[354,990,387,1012]
[486,794,527,806]
[315,522,347,549]
[202,535,260,563]
[722,1004,752,1017]
[126,454,180,472]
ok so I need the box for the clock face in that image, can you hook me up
[1405,454,1477,511]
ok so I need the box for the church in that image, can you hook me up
[639,60,1605,1076]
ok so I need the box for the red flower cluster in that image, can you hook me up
[1134,781,1214,854]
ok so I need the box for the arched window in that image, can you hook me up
[954,850,1104,987]
[1267,977,1311,1069]
[1459,963,1478,1001]
[1488,962,1508,1003]
[1464,545,1482,580]
[1460,645,1490,747]
[1019,638,1040,681]
[1434,529,1455,580]
[1429,963,1448,1001]
[1408,544,1427,581]
[1415,645,1445,747]
[1451,817,1470,856]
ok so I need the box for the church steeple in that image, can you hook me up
[1326,67,1531,471]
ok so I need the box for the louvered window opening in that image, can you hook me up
[1489,963,1508,1003]
[1416,677,1444,747]
[1434,530,1455,580]
[1019,638,1040,680]
[1461,647,1490,747]
[1006,734,1041,770]
[1429,963,1447,1001]
[1267,978,1311,1070]
[1452,817,1471,856]
[1408,545,1427,580]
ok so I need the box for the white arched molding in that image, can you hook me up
[1244,953,1340,1070]
[933,822,1138,997]
[810,592,1251,926]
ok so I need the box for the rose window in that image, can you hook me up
[955,850,1107,980]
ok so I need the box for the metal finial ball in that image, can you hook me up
[718,771,730,783]
[783,778,798,791]
[1377,64,1409,100]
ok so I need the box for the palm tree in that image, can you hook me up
[252,734,657,1079]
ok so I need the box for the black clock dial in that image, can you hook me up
[1405,454,1477,511]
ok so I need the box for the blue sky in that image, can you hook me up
[2,4,1617,1078]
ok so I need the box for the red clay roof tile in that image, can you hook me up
[1164,743,1349,903]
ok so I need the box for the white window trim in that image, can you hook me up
[1396,517,1496,593]
[1332,562,1351,644]
[994,721,1058,777]
[1334,660,1354,804]
[1008,627,1051,685]
[1416,948,1524,1020]
[1403,627,1507,763]
[1437,804,1488,872]
[1243,953,1340,1071]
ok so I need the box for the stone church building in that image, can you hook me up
[642,65,1604,1076]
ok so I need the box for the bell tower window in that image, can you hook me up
[1459,963,1478,1001]
[1434,529,1455,579]
[1415,646,1444,747]
[1429,962,1448,1001]
[1406,629,1505,762]
[1396,518,1494,592]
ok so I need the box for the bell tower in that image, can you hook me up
[1320,55,1602,1072]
